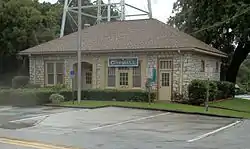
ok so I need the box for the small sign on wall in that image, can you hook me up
[70,70,75,79]
[108,57,138,67]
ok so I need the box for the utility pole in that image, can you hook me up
[77,0,82,103]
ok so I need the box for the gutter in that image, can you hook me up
[19,47,227,58]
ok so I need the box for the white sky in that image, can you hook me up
[39,0,176,23]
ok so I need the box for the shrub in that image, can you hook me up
[60,89,156,102]
[25,84,41,88]
[49,93,65,104]
[172,92,188,104]
[216,81,235,99]
[0,88,54,106]
[188,79,218,105]
[12,76,29,88]
[48,84,67,93]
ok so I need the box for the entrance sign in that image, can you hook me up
[70,70,75,78]
[108,57,138,67]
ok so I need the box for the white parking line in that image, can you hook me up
[0,107,13,111]
[90,112,170,131]
[9,109,86,123]
[187,120,242,143]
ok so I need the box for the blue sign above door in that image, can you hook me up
[108,57,139,67]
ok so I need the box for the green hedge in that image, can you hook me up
[0,88,54,106]
[61,89,156,102]
[188,79,235,105]
[12,76,30,89]
[0,88,156,106]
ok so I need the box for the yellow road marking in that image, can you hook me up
[0,137,79,149]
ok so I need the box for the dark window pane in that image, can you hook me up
[86,72,92,84]
[108,67,115,87]
[48,74,54,84]
[56,63,64,73]
[56,74,64,84]
[120,72,128,86]
[47,63,54,74]
[133,61,141,87]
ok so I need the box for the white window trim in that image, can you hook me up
[45,61,65,86]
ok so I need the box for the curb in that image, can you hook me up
[44,104,110,109]
[209,106,250,114]
[45,104,244,119]
[110,105,244,119]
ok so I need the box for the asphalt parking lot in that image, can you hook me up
[0,106,248,149]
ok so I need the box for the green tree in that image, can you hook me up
[168,0,250,83]
[0,0,60,82]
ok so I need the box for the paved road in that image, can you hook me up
[235,94,250,100]
[0,106,248,149]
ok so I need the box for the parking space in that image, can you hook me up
[0,106,243,149]
[0,106,77,127]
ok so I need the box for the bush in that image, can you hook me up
[188,79,235,105]
[172,92,188,104]
[48,84,67,93]
[188,80,217,105]
[0,88,156,106]
[25,84,41,88]
[0,88,54,106]
[216,81,235,99]
[12,76,29,88]
[60,89,156,102]
[49,93,65,104]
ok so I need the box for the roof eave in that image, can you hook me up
[19,47,227,58]
[192,47,227,58]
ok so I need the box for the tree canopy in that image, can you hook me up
[0,0,118,85]
[168,0,250,83]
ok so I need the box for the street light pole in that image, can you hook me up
[77,0,82,103]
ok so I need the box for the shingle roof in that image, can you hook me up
[20,19,226,56]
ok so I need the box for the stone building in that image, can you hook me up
[20,19,226,101]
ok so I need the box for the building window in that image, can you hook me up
[161,72,170,87]
[201,60,205,72]
[108,67,116,87]
[46,62,64,85]
[85,72,92,84]
[215,62,219,73]
[160,60,173,70]
[133,61,141,87]
[120,72,128,86]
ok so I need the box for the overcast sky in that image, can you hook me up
[39,0,176,23]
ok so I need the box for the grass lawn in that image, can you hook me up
[56,100,250,119]
[210,98,250,112]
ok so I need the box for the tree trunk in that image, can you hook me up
[226,43,250,83]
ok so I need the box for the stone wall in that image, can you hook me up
[29,54,102,88]
[182,52,221,95]
[146,52,181,93]
[29,51,221,98]
[146,51,221,97]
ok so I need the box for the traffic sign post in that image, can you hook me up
[70,70,75,104]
